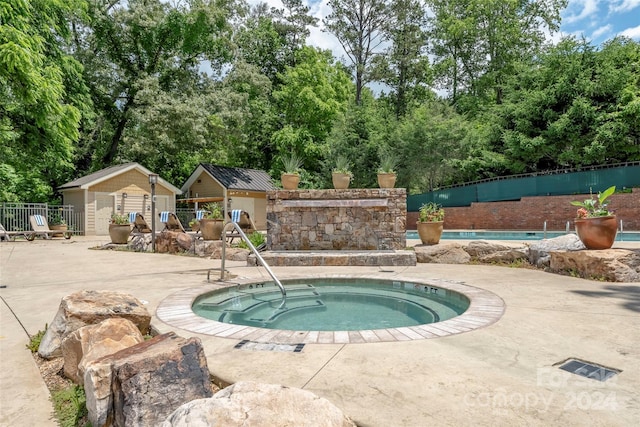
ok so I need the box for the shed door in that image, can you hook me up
[95,194,113,235]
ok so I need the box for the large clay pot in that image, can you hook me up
[109,223,131,244]
[416,221,444,245]
[377,173,396,188]
[281,173,300,190]
[50,224,68,238]
[332,172,351,189]
[200,218,224,240]
[575,216,617,249]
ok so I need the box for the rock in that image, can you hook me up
[195,240,225,257]
[156,231,194,254]
[38,290,151,359]
[464,240,529,263]
[128,234,151,252]
[224,248,250,261]
[61,318,144,385]
[84,332,212,427]
[528,234,585,267]
[550,249,640,282]
[414,242,471,264]
[162,381,356,427]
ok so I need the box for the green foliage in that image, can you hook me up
[418,202,445,222]
[377,152,398,174]
[110,213,129,225]
[202,203,223,220]
[51,385,87,427]
[236,231,266,249]
[571,186,616,218]
[332,155,352,175]
[281,152,303,174]
[26,325,47,353]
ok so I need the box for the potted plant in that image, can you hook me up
[199,202,224,240]
[109,213,131,244]
[49,213,68,237]
[377,153,398,188]
[332,155,352,189]
[416,202,445,245]
[571,185,617,249]
[281,153,303,190]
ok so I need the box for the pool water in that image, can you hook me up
[406,230,640,241]
[193,279,470,331]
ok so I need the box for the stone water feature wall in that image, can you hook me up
[267,189,406,250]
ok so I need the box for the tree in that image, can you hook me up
[272,46,353,181]
[427,0,566,106]
[323,0,388,105]
[372,0,432,117]
[0,0,91,201]
[74,0,235,169]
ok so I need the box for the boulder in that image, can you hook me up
[414,242,471,264]
[38,290,151,359]
[156,231,194,254]
[128,234,151,252]
[550,249,640,282]
[162,381,356,427]
[61,318,144,385]
[528,234,585,267]
[464,240,529,263]
[195,240,225,257]
[84,332,212,427]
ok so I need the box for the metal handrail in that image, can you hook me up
[219,222,286,309]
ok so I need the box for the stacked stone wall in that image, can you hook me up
[267,189,406,250]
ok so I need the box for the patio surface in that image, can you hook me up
[1,237,639,426]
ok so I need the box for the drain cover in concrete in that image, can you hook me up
[234,340,305,352]
[558,358,620,382]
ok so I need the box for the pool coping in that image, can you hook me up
[156,273,506,344]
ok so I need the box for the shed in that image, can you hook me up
[59,163,181,235]
[180,164,276,230]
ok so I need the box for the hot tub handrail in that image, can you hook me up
[219,218,286,308]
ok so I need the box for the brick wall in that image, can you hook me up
[407,188,639,231]
[267,189,407,250]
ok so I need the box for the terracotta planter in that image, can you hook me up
[281,173,301,190]
[200,218,224,240]
[575,216,617,250]
[416,221,444,245]
[332,172,351,189]
[377,172,396,188]
[109,223,131,244]
[50,224,68,237]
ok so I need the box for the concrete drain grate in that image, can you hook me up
[234,339,305,353]
[558,358,620,382]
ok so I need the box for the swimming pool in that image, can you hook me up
[406,230,640,241]
[157,274,506,344]
[192,278,470,331]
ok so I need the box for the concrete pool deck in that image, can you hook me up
[1,237,639,426]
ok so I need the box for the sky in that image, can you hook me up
[251,0,640,59]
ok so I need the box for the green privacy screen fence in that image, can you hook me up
[407,162,640,211]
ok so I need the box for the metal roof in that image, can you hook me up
[58,162,181,194]
[199,164,276,192]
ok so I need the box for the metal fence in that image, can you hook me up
[408,162,640,210]
[0,203,84,234]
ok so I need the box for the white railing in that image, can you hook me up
[0,203,84,234]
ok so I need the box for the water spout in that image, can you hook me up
[566,221,570,234]
[543,221,547,238]
[620,220,624,233]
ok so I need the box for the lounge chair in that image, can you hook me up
[130,212,151,233]
[160,211,186,233]
[28,215,72,239]
[225,210,258,244]
[1,223,33,241]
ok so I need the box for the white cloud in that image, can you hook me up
[563,0,600,24]
[591,24,613,39]
[609,0,640,13]
[620,25,640,39]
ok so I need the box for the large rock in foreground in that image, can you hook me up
[550,249,640,282]
[84,332,212,427]
[414,243,471,264]
[61,318,144,385]
[528,234,585,267]
[38,290,151,359]
[162,381,356,427]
